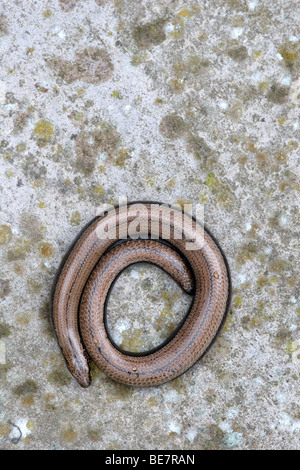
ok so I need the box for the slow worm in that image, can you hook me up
[51,202,231,387]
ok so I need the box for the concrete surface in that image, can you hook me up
[0,0,299,450]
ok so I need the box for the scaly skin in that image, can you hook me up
[51,202,231,387]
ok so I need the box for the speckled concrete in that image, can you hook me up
[0,0,299,450]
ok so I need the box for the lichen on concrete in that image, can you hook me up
[0,0,299,451]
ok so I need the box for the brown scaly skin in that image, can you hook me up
[51,202,231,387]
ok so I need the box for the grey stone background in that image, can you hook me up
[0,0,299,450]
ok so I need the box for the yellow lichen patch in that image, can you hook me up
[93,185,105,197]
[167,178,176,188]
[277,176,295,192]
[21,395,35,407]
[90,361,102,380]
[160,290,180,310]
[274,150,288,163]
[5,169,14,178]
[147,397,158,407]
[269,259,289,273]
[17,314,32,325]
[169,5,200,39]
[242,139,258,153]
[258,81,270,92]
[37,201,46,209]
[98,164,106,173]
[252,50,262,60]
[0,422,10,437]
[75,90,85,100]
[231,14,244,27]
[277,116,287,125]
[233,295,242,307]
[174,198,192,212]
[0,14,8,36]
[248,223,261,237]
[217,187,234,207]
[110,90,122,99]
[107,441,121,450]
[237,242,258,264]
[222,313,233,332]
[241,314,264,330]
[198,192,208,203]
[186,132,212,160]
[30,178,45,188]
[0,322,11,338]
[24,435,33,445]
[16,142,26,152]
[255,152,269,166]
[155,307,177,337]
[76,125,120,172]
[130,51,148,66]
[70,211,82,226]
[278,41,299,69]
[120,328,144,353]
[34,120,54,146]
[198,30,207,41]
[177,8,193,18]
[238,154,247,165]
[169,78,186,93]
[27,278,42,293]
[170,376,187,393]
[286,278,297,288]
[284,340,299,356]
[39,242,55,258]
[227,101,244,120]
[73,112,84,122]
[205,173,220,190]
[43,9,52,18]
[159,113,186,140]
[63,178,72,188]
[26,420,35,432]
[145,175,157,187]
[169,16,185,39]
[133,19,167,49]
[0,224,12,245]
[257,276,268,288]
[113,148,131,168]
[60,424,78,443]
[7,238,30,261]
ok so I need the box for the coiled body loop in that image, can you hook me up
[52,202,231,387]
